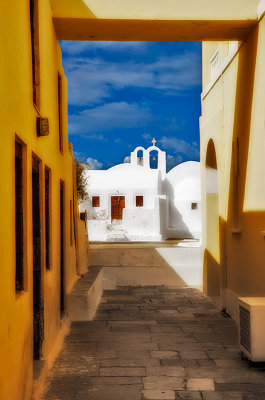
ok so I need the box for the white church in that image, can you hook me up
[80,140,202,242]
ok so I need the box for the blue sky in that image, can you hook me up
[60,41,202,171]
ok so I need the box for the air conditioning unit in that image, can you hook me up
[238,297,265,362]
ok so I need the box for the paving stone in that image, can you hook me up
[150,351,180,359]
[83,376,143,386]
[146,366,186,377]
[197,359,216,367]
[97,342,158,351]
[177,391,202,399]
[242,393,265,400]
[150,325,183,333]
[76,387,142,400]
[161,358,198,368]
[180,351,209,359]
[143,376,185,390]
[99,367,146,376]
[213,359,246,368]
[94,350,117,358]
[214,381,265,392]
[186,367,227,379]
[44,392,76,400]
[43,285,265,400]
[151,333,194,342]
[142,389,176,399]
[207,350,240,359]
[187,378,215,391]
[101,358,160,367]
[203,392,244,399]
[108,320,157,325]
[117,350,151,358]
[110,325,149,332]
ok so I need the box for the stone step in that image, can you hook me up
[91,245,202,267]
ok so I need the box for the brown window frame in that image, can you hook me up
[60,180,65,314]
[15,140,26,292]
[92,196,100,207]
[45,167,51,269]
[72,186,77,247]
[136,195,144,207]
[58,73,63,154]
[32,153,44,360]
[191,202,198,210]
[70,200,73,246]
[30,0,40,110]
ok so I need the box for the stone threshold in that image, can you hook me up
[32,316,70,400]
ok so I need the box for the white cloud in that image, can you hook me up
[86,133,105,141]
[161,136,200,160]
[123,156,131,163]
[167,154,183,170]
[69,102,153,135]
[87,157,103,170]
[62,50,201,106]
[60,41,146,56]
[142,133,151,141]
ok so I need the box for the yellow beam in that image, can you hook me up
[53,18,257,41]
[50,0,259,20]
[51,0,259,40]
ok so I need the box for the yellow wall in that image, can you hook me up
[1,0,265,398]
[0,1,88,399]
[201,13,265,310]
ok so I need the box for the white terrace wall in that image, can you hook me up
[80,163,164,241]
[164,162,202,240]
[81,150,202,242]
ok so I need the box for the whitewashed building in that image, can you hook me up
[80,142,202,242]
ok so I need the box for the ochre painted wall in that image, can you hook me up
[201,12,265,310]
[0,1,88,399]
[1,0,265,398]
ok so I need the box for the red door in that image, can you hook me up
[111,196,125,220]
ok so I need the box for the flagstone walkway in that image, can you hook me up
[43,286,265,400]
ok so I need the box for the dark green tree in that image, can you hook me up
[74,156,89,203]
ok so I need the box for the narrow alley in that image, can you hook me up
[43,284,265,400]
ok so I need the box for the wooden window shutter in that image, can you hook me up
[92,196,100,207]
[136,196,143,207]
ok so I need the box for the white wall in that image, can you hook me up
[123,197,163,241]
[80,162,163,241]
[80,155,202,242]
[165,161,202,239]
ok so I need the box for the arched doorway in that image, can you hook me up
[204,139,221,304]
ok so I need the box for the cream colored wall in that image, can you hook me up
[227,17,265,297]
[51,0,259,41]
[201,14,265,311]
[0,1,88,399]
[76,219,90,275]
[50,0,260,21]
[201,41,238,306]
[0,0,264,398]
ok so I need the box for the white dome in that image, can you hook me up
[166,161,201,199]
[86,162,159,190]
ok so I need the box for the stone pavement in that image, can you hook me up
[43,286,265,400]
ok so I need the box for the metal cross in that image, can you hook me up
[152,138,156,146]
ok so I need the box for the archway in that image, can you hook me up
[149,150,159,169]
[204,139,221,304]
[137,149,144,166]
